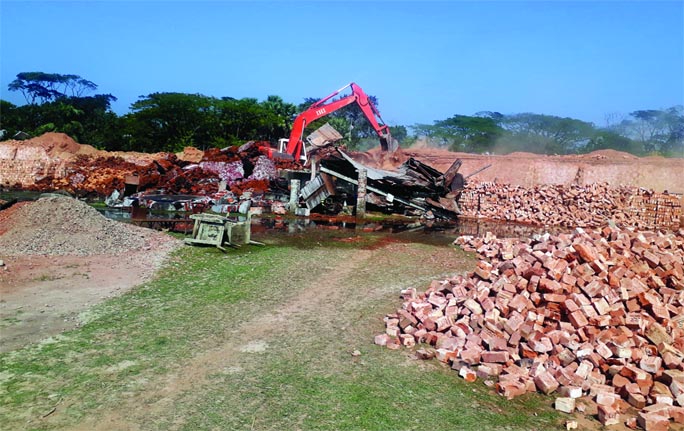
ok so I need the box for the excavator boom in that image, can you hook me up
[285,83,397,161]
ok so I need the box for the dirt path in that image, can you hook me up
[66,242,461,430]
[74,248,376,430]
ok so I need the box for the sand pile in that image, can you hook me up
[0,195,176,256]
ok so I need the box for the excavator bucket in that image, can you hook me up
[380,134,399,153]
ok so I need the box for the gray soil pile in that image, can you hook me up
[0,195,175,256]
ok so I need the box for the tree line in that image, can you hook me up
[413,109,683,157]
[1,72,682,157]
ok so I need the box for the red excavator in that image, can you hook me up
[262,83,398,161]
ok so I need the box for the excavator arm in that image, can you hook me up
[285,83,397,161]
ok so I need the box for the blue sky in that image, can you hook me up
[1,1,682,127]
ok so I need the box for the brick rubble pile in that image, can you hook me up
[1,134,300,197]
[376,227,684,429]
[459,182,681,230]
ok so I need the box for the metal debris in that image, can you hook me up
[184,213,262,251]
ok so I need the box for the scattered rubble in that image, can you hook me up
[25,142,299,198]
[376,226,684,429]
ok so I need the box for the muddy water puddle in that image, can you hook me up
[251,216,569,248]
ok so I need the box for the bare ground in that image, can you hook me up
[0,246,178,353]
[73,247,378,430]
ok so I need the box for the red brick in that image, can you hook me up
[637,412,670,431]
[554,397,575,413]
[580,280,604,297]
[670,406,684,424]
[640,356,662,374]
[386,338,401,350]
[543,293,566,303]
[643,403,673,417]
[415,348,435,360]
[568,310,589,328]
[496,380,526,400]
[557,385,583,398]
[399,334,416,347]
[374,334,391,346]
[662,352,683,369]
[627,392,646,409]
[593,298,611,316]
[621,364,649,382]
[612,374,630,389]
[459,366,477,382]
[481,351,509,363]
[596,392,619,407]
[503,312,524,334]
[386,326,401,337]
[459,348,481,365]
[643,250,660,267]
[476,363,503,378]
[435,348,457,363]
[597,404,620,426]
[534,371,560,394]
[574,243,599,262]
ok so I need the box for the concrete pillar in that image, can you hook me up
[289,179,300,213]
[310,157,317,181]
[356,168,367,219]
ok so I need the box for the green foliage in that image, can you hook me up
[619,106,684,156]
[3,72,120,148]
[388,125,416,146]
[412,108,683,157]
[120,92,298,152]
[415,114,505,153]
[0,100,19,137]
[8,72,97,104]
[581,130,643,155]
[126,92,218,152]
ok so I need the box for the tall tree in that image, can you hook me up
[501,113,595,153]
[413,113,504,152]
[8,72,97,104]
[127,92,219,152]
[621,106,683,156]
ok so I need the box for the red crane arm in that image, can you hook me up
[285,83,394,160]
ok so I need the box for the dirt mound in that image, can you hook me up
[504,151,539,158]
[582,149,639,160]
[24,132,99,159]
[0,195,177,256]
[102,151,161,165]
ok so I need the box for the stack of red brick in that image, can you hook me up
[458,182,681,230]
[376,227,684,429]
